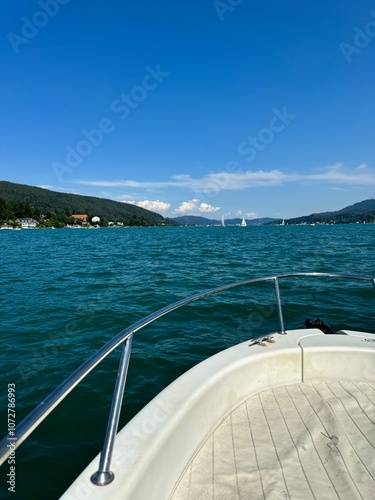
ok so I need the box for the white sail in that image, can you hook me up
[221,214,225,227]
[241,217,247,226]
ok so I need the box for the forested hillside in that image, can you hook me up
[0,181,166,227]
[286,199,375,224]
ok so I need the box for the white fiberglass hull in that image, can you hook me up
[62,328,375,500]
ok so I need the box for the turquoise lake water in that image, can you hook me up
[0,225,374,499]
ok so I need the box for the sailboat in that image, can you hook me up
[221,214,225,227]
[281,219,285,226]
[240,217,247,226]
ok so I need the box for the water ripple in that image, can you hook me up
[0,224,374,498]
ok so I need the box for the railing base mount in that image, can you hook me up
[91,470,114,486]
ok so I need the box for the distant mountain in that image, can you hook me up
[172,199,375,227]
[171,215,216,226]
[171,215,276,226]
[285,198,375,225]
[0,181,165,225]
[227,217,276,226]
[3,180,372,228]
[336,199,375,213]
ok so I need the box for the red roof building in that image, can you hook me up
[70,214,88,222]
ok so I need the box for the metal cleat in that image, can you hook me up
[263,336,275,343]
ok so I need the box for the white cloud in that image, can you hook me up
[76,179,180,189]
[235,210,258,219]
[174,199,220,215]
[136,200,171,213]
[75,170,286,192]
[121,199,171,213]
[199,202,220,213]
[304,163,375,185]
[75,163,375,194]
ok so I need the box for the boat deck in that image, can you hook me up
[171,380,375,500]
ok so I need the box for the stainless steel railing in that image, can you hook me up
[0,272,374,484]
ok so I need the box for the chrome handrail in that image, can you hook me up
[0,272,374,482]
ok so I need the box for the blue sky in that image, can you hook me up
[1,0,375,219]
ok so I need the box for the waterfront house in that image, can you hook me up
[70,214,88,224]
[17,218,38,229]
